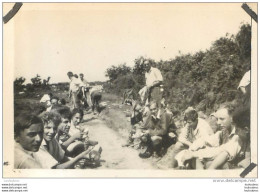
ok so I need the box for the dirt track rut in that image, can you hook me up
[81,114,156,169]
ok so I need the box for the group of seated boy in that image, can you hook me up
[123,91,250,170]
[14,94,102,169]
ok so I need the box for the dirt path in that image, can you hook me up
[81,113,157,169]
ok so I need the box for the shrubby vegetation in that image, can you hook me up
[104,24,251,115]
[14,74,53,99]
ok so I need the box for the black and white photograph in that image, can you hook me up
[3,2,257,178]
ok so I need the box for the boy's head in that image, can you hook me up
[215,104,235,133]
[74,74,78,78]
[232,106,250,141]
[51,106,71,133]
[150,101,159,117]
[14,114,43,152]
[67,71,73,80]
[184,107,198,129]
[144,63,151,73]
[79,73,84,80]
[71,108,84,126]
[40,112,61,142]
[51,96,59,105]
[58,98,66,105]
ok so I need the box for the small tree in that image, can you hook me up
[42,76,51,86]
[105,63,132,82]
[14,77,26,92]
[31,74,42,87]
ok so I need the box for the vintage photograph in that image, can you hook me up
[3,2,257,177]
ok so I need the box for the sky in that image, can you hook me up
[6,3,255,84]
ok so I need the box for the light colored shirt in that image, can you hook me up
[69,122,89,136]
[46,106,52,112]
[14,142,42,169]
[89,85,103,96]
[80,78,89,88]
[40,94,51,103]
[238,70,250,89]
[145,67,163,87]
[176,127,242,166]
[69,77,81,93]
[69,122,81,136]
[34,147,59,169]
[40,138,65,162]
[194,134,242,162]
[179,118,214,143]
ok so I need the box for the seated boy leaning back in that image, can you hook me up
[53,106,101,160]
[181,106,250,169]
[35,111,93,169]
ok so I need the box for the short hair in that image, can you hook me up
[232,106,250,129]
[218,103,235,116]
[51,106,72,121]
[59,98,66,105]
[184,107,198,122]
[71,108,84,121]
[14,114,43,138]
[67,71,73,77]
[74,74,78,78]
[48,92,53,98]
[32,104,46,116]
[39,111,61,128]
[79,73,84,76]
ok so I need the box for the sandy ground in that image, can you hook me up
[81,113,157,169]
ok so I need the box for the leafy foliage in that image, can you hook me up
[14,77,26,92]
[104,24,251,115]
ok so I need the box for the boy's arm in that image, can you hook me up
[68,89,72,98]
[207,151,229,169]
[178,125,192,147]
[55,148,93,169]
[61,132,82,149]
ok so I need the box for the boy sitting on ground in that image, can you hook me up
[171,107,214,168]
[53,106,102,167]
[14,114,44,169]
[137,101,177,158]
[36,111,93,169]
[180,106,250,169]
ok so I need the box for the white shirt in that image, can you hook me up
[69,77,81,93]
[14,142,42,169]
[34,147,58,169]
[80,78,89,88]
[34,138,67,169]
[69,122,81,136]
[194,128,241,161]
[176,128,242,166]
[145,67,163,87]
[69,122,89,138]
[89,85,103,96]
[238,70,250,89]
[179,118,214,143]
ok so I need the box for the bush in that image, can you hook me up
[105,24,251,115]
